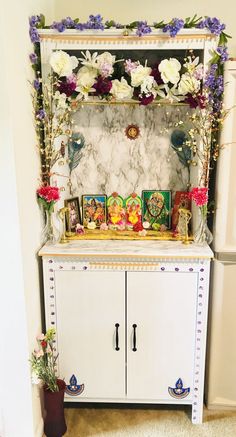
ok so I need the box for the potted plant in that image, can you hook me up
[30,328,67,437]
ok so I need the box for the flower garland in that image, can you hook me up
[29,14,230,188]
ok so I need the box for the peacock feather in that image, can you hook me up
[68,133,85,172]
[170,129,191,167]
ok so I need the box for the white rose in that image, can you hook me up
[50,51,78,77]
[178,73,200,95]
[96,52,116,68]
[76,66,97,98]
[131,65,152,87]
[140,76,156,96]
[158,58,181,85]
[111,78,133,100]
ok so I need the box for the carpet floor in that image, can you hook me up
[62,405,236,437]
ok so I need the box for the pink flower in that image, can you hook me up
[124,59,139,74]
[37,185,60,203]
[34,349,44,358]
[100,222,109,231]
[189,187,208,206]
[75,223,85,235]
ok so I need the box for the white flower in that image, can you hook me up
[158,58,181,85]
[140,76,157,96]
[76,66,97,99]
[31,372,41,385]
[131,65,152,87]
[54,91,68,109]
[50,51,78,77]
[178,73,200,95]
[78,50,99,70]
[111,78,133,100]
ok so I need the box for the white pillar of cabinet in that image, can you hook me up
[40,240,212,424]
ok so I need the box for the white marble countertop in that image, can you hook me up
[39,240,213,259]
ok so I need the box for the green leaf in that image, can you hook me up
[127,21,139,30]
[153,20,164,29]
[74,18,80,24]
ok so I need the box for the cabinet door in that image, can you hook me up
[127,271,197,400]
[55,270,125,399]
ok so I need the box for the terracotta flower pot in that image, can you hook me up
[43,379,67,437]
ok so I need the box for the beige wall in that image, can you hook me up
[53,0,236,55]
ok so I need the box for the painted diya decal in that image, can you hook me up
[107,192,126,230]
[65,374,84,396]
[125,193,142,230]
[168,378,190,399]
[142,190,171,229]
[125,124,140,140]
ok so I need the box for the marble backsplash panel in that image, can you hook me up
[70,104,189,202]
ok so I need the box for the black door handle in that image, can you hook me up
[115,323,120,351]
[132,324,137,351]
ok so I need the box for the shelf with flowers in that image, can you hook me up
[29,14,231,246]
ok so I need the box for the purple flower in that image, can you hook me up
[75,23,87,31]
[136,21,152,37]
[85,14,104,30]
[58,78,77,97]
[139,93,154,105]
[163,18,184,37]
[29,27,40,43]
[33,79,41,90]
[93,76,112,95]
[62,17,75,28]
[50,21,66,32]
[197,17,225,35]
[185,93,207,109]
[36,109,46,120]
[29,53,38,64]
[216,46,229,63]
[29,15,41,27]
[204,64,218,89]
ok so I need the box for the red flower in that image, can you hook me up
[189,187,208,206]
[133,221,143,232]
[41,340,47,348]
[37,186,60,203]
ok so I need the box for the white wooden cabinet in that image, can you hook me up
[40,240,212,424]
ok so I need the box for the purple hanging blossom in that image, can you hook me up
[216,46,229,63]
[29,27,40,43]
[29,15,41,27]
[136,21,152,37]
[197,17,225,35]
[29,53,38,64]
[85,14,105,30]
[215,75,224,96]
[163,18,184,37]
[204,64,217,89]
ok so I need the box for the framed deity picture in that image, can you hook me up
[64,197,81,232]
[82,194,107,227]
[142,190,171,229]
